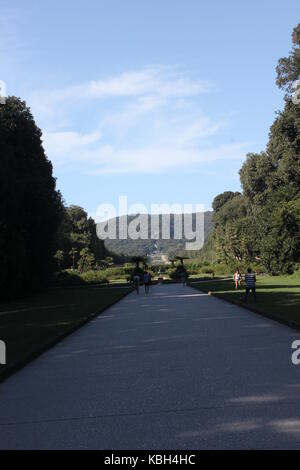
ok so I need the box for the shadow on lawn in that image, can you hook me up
[218,291,300,322]
[256,284,300,290]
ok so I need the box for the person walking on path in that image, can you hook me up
[180,269,187,286]
[143,271,151,293]
[233,268,242,289]
[244,268,256,303]
[133,274,140,295]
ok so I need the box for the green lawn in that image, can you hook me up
[192,272,300,326]
[0,285,132,379]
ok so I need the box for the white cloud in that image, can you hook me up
[87,143,248,174]
[88,68,212,98]
[42,130,102,164]
[33,66,248,175]
[43,128,247,174]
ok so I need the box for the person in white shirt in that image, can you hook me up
[233,268,242,289]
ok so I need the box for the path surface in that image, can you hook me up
[1,283,300,449]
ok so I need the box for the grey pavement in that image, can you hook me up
[0,283,300,449]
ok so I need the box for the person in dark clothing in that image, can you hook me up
[143,271,151,293]
[245,268,256,303]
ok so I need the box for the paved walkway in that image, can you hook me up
[0,283,300,449]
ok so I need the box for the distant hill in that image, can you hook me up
[101,211,213,258]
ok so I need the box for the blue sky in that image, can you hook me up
[1,0,299,216]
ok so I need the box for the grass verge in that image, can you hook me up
[0,285,132,381]
[192,272,300,329]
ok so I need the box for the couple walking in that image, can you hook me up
[133,271,151,295]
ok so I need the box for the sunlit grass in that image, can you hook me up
[192,272,300,325]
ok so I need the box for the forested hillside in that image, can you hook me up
[103,211,213,257]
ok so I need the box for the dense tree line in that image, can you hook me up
[0,98,107,300]
[0,97,64,300]
[210,24,300,274]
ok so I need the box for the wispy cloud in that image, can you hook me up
[32,66,213,110]
[34,66,247,174]
[85,143,248,174]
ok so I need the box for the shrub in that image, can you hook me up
[80,271,109,284]
[200,265,215,275]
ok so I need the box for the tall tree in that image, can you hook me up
[267,101,300,190]
[0,97,63,299]
[206,23,300,273]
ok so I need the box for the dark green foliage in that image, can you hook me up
[55,205,106,270]
[212,191,241,212]
[0,97,63,300]
[53,250,64,271]
[260,192,300,274]
[267,101,300,189]
[54,269,109,286]
[77,247,96,272]
[239,152,275,203]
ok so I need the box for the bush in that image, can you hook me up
[210,261,266,276]
[94,266,128,280]
[80,271,108,284]
[103,266,126,278]
[200,265,215,275]
[54,270,109,286]
[186,263,203,275]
